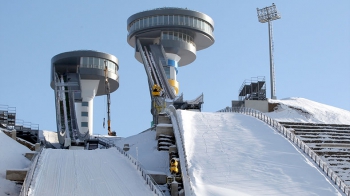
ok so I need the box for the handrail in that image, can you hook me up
[165,105,194,195]
[93,134,117,148]
[20,148,44,196]
[136,39,155,94]
[217,107,350,195]
[112,147,165,196]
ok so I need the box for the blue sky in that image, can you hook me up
[0,1,349,137]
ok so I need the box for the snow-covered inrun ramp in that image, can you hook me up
[178,111,342,196]
[28,148,152,196]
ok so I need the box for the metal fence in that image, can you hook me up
[218,107,349,195]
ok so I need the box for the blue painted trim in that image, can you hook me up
[167,59,179,74]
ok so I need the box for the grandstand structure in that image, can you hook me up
[238,76,267,101]
[280,122,350,187]
[0,104,39,144]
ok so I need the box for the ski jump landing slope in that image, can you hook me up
[177,111,342,196]
[28,148,153,196]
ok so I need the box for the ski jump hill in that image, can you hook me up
[1,97,350,196]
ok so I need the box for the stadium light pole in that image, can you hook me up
[257,3,281,100]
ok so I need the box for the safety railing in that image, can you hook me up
[20,148,43,196]
[217,107,350,195]
[113,147,165,196]
[165,105,194,195]
[93,134,117,148]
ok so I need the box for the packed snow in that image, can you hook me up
[40,130,60,149]
[266,97,350,124]
[0,130,31,196]
[177,111,342,196]
[114,130,169,175]
[28,148,153,196]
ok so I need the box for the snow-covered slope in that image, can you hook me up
[266,97,350,124]
[114,130,169,175]
[177,111,342,196]
[0,130,31,196]
[1,97,348,196]
[28,148,153,196]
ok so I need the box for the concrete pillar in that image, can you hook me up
[35,143,40,152]
[11,130,16,140]
[171,181,178,196]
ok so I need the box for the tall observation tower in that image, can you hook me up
[50,50,119,147]
[127,7,215,122]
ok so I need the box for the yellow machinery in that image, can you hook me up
[170,158,179,174]
[104,62,116,136]
[152,84,162,96]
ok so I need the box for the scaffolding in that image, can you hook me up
[238,76,266,101]
[0,104,16,129]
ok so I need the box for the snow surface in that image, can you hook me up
[41,130,60,149]
[1,97,348,196]
[266,97,350,124]
[0,130,31,196]
[177,111,342,196]
[114,130,170,175]
[28,148,153,196]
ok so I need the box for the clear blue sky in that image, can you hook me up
[0,1,349,137]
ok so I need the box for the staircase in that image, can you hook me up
[280,122,350,186]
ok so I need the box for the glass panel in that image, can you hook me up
[82,57,88,67]
[174,15,178,25]
[159,15,163,24]
[169,15,173,25]
[81,122,88,127]
[81,112,88,117]
[82,102,88,106]
[134,21,137,30]
[140,19,143,28]
[153,16,156,25]
[179,16,184,25]
[88,57,93,68]
[164,15,168,25]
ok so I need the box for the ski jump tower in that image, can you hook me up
[127,7,215,121]
[50,50,119,147]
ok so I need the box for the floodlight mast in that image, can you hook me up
[257,3,281,100]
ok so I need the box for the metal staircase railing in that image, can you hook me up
[217,107,350,195]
